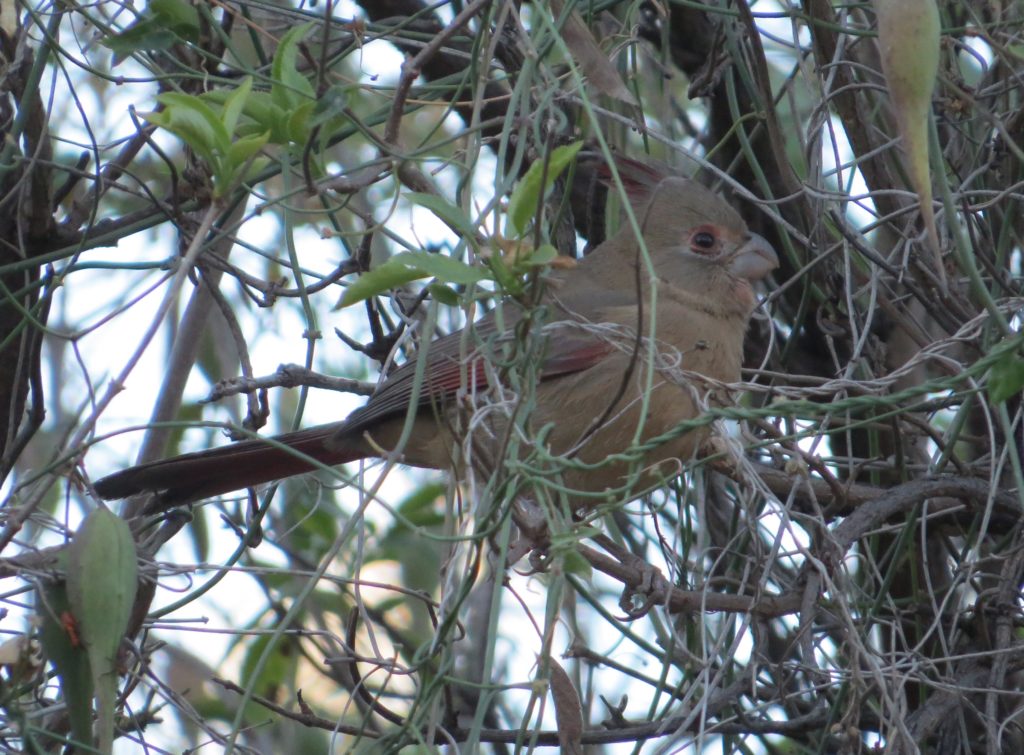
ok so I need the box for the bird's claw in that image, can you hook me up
[507,499,552,573]
[618,585,655,620]
[617,562,660,620]
[522,547,551,576]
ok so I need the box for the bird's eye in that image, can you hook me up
[690,227,719,254]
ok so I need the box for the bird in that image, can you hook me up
[93,165,778,508]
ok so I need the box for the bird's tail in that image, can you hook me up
[93,423,363,505]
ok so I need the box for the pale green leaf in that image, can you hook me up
[508,141,583,235]
[338,261,428,308]
[989,354,1024,404]
[271,23,316,110]
[222,76,254,137]
[407,192,477,239]
[392,251,486,285]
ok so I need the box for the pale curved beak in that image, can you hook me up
[728,233,779,281]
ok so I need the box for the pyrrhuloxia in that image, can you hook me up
[94,170,777,507]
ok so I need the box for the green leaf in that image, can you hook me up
[310,84,350,129]
[101,0,200,65]
[562,548,593,580]
[485,251,522,296]
[202,75,317,148]
[141,110,205,166]
[339,260,429,308]
[407,192,477,239]
[202,89,292,144]
[242,92,285,135]
[158,92,230,149]
[375,482,447,602]
[147,92,231,163]
[103,23,179,64]
[391,251,486,285]
[508,141,583,235]
[226,132,271,174]
[526,243,559,266]
[340,251,487,308]
[149,82,275,195]
[150,0,201,31]
[240,634,295,698]
[278,495,340,553]
[287,101,317,144]
[396,481,447,527]
[988,354,1024,404]
[574,525,603,541]
[271,23,316,110]
[428,282,460,306]
[221,76,254,138]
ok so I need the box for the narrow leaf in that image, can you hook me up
[561,549,593,580]
[287,101,316,144]
[202,89,288,143]
[222,76,254,137]
[988,354,1024,404]
[339,251,487,308]
[151,92,231,156]
[338,261,428,308]
[101,0,199,65]
[508,141,583,235]
[226,132,271,172]
[428,282,460,306]
[526,243,559,266]
[391,251,487,285]
[407,192,478,239]
[149,0,201,30]
[102,22,178,64]
[271,23,316,110]
[548,657,584,755]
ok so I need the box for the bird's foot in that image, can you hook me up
[507,499,551,572]
[591,533,664,620]
[617,562,660,620]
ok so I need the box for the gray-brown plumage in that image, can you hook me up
[94,169,777,506]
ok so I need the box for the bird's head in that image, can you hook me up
[637,177,778,317]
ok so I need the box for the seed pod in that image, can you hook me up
[37,569,94,750]
[67,506,138,754]
[873,0,944,285]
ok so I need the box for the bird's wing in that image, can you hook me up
[339,310,617,436]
